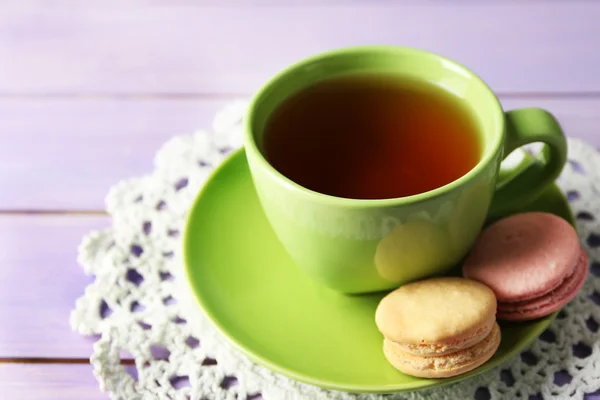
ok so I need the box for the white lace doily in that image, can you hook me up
[70,102,600,400]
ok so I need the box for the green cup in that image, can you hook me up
[243,46,567,294]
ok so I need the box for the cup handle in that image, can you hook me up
[488,107,568,219]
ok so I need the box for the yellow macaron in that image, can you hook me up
[375,276,500,378]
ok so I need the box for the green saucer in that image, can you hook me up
[182,148,574,393]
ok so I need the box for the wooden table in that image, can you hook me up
[1,2,599,398]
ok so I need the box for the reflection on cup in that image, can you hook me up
[375,218,454,284]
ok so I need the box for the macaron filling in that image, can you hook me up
[394,320,495,356]
[498,249,588,319]
[383,323,501,374]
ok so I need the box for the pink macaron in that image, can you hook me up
[462,212,588,321]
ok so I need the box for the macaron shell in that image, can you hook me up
[498,249,588,321]
[463,212,581,302]
[383,323,501,378]
[375,277,497,346]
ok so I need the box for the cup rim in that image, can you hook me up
[244,45,505,208]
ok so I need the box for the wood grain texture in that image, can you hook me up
[0,98,230,210]
[0,215,108,358]
[0,364,106,400]
[1,97,599,211]
[0,3,599,95]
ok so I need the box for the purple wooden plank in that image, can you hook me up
[0,98,230,210]
[0,3,599,94]
[1,97,600,211]
[0,364,106,400]
[0,215,108,358]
